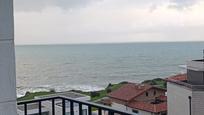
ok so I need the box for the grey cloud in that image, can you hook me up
[168,0,199,9]
[15,0,169,12]
[14,0,100,12]
[14,0,201,12]
[149,4,158,12]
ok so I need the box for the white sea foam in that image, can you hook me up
[17,85,104,98]
[17,87,50,98]
[179,65,187,69]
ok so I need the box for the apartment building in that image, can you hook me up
[166,59,204,115]
[100,83,167,115]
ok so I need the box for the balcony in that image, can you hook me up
[17,96,133,115]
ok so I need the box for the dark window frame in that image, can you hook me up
[146,92,148,97]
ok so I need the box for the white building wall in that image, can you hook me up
[0,0,17,114]
[192,91,204,115]
[111,102,155,115]
[111,102,133,113]
[42,101,88,115]
[139,111,155,115]
[167,82,192,115]
[17,107,49,115]
[76,96,90,101]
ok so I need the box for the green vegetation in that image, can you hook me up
[72,82,128,101]
[17,79,166,102]
[17,91,55,101]
[142,78,166,89]
[17,82,127,102]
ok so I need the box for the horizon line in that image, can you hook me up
[15,40,204,46]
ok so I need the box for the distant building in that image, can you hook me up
[100,83,167,115]
[17,92,90,115]
[17,103,49,115]
[166,59,204,115]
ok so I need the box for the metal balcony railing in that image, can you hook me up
[17,96,133,115]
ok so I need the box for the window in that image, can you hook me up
[132,110,139,113]
[30,112,49,115]
[82,109,87,115]
[146,92,148,96]
[65,109,87,115]
[161,113,167,115]
[154,90,156,96]
[189,96,192,115]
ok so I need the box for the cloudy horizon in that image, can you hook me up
[14,0,204,45]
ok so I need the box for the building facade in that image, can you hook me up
[167,59,204,115]
[100,83,167,115]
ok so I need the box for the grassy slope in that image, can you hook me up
[17,79,166,102]
[72,82,126,101]
[17,82,126,102]
[142,78,166,89]
[92,83,124,101]
[17,91,55,101]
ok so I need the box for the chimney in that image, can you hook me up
[187,59,204,85]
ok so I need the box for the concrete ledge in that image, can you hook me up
[0,34,14,40]
[0,0,14,40]
[0,101,17,115]
[187,60,204,71]
[0,41,16,102]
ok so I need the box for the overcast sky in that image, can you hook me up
[14,0,204,45]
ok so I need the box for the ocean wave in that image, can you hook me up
[17,84,104,98]
[17,86,50,98]
[178,65,187,69]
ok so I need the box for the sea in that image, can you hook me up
[16,42,204,97]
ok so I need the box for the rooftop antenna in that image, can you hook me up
[203,49,204,60]
[203,49,204,84]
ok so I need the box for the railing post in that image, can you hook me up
[17,96,133,115]
[98,108,102,115]
[62,99,66,115]
[88,106,92,115]
[70,101,74,115]
[39,101,42,115]
[108,111,114,115]
[24,103,27,115]
[189,96,192,115]
[79,103,82,115]
[52,99,55,115]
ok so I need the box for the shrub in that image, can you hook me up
[106,83,113,89]
[50,88,56,93]
[106,88,112,93]
[91,92,100,97]
[25,91,31,96]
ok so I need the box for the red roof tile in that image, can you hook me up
[157,95,167,101]
[166,74,187,82]
[128,101,167,113]
[99,98,112,105]
[108,83,166,101]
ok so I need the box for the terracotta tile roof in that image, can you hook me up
[108,83,166,101]
[99,98,112,105]
[166,74,187,82]
[157,95,167,101]
[128,101,167,113]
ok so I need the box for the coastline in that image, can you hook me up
[18,78,166,101]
